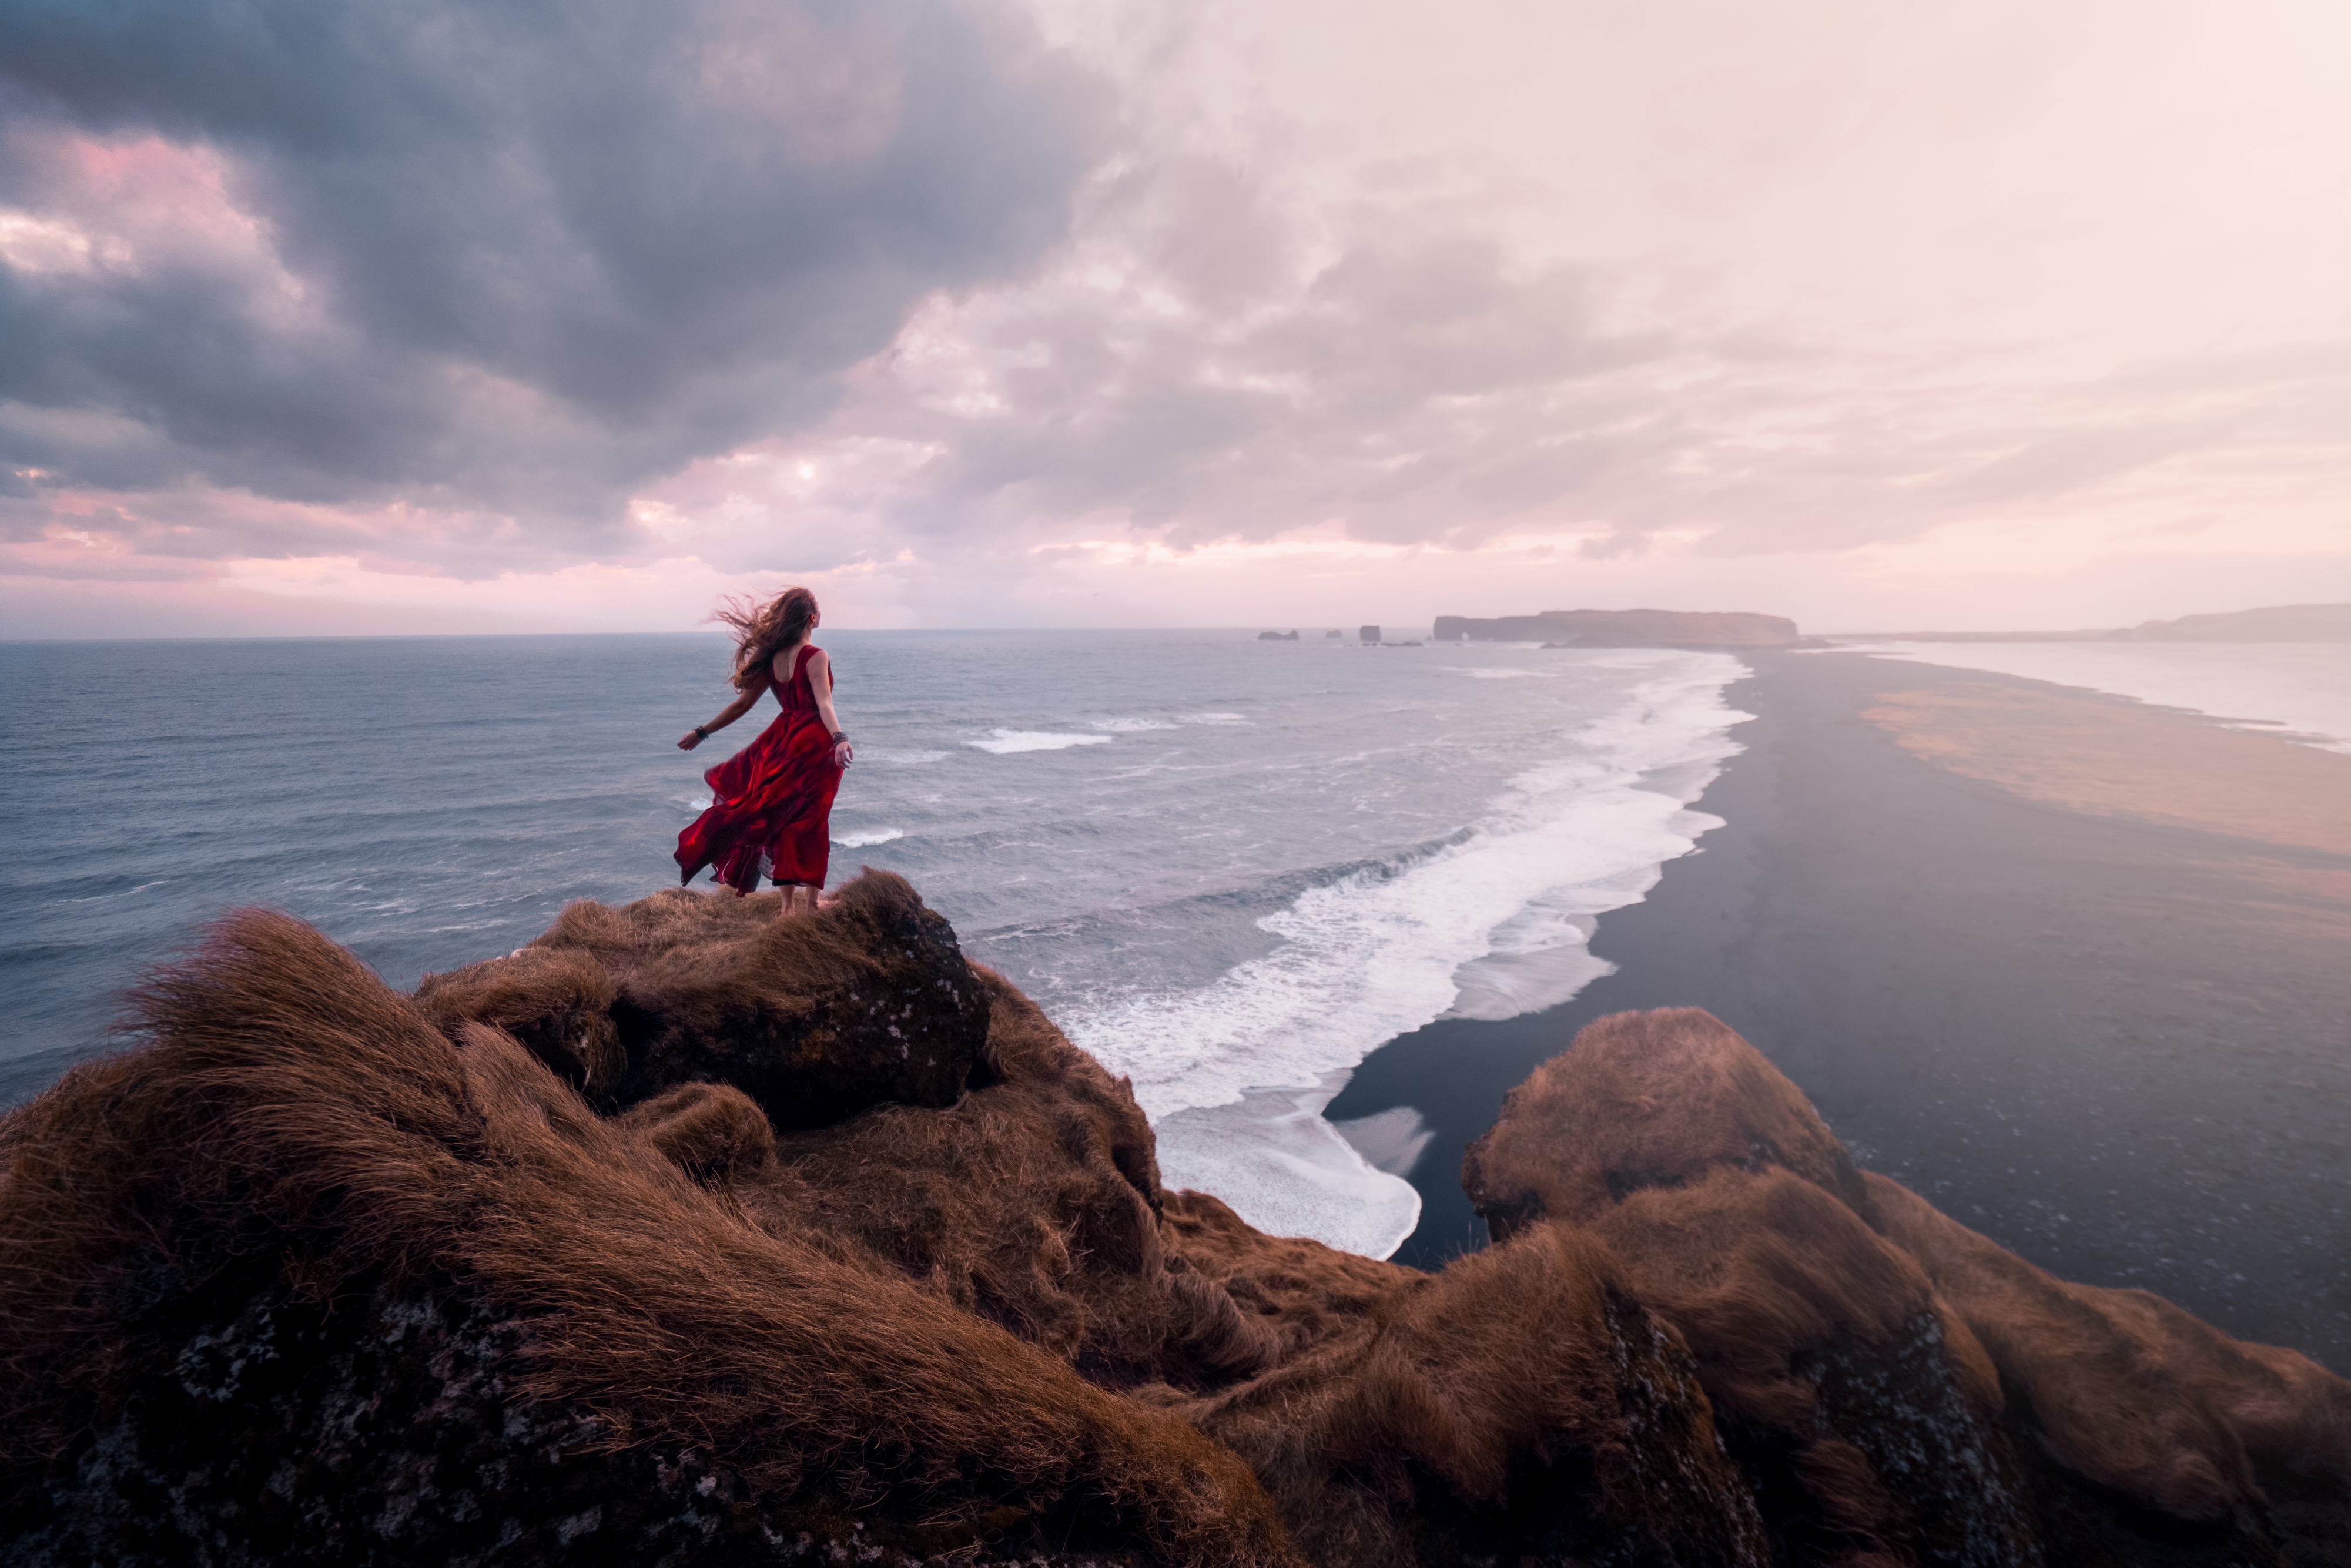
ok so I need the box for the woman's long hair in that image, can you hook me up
[713,587,818,692]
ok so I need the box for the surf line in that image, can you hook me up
[1064,652,1754,1258]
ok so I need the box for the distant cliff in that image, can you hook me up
[2119,602,2351,641]
[1435,608,1800,646]
[2,875,2344,1566]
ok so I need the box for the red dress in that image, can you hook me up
[674,644,842,893]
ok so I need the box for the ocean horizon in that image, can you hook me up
[5,629,2344,1262]
[0,628,1749,1258]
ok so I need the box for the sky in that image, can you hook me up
[3,0,2348,638]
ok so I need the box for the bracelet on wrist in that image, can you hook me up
[830,731,848,743]
[694,725,709,741]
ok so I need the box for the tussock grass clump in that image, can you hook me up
[421,871,992,1129]
[1471,1004,2351,1565]
[1463,1006,1866,1234]
[11,884,2345,1567]
[1173,1222,1771,1568]
[414,943,624,1091]
[0,907,1297,1567]
[1866,1171,2351,1525]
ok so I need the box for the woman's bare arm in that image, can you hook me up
[677,674,768,751]
[802,648,853,768]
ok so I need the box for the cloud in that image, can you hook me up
[0,0,1109,558]
[8,0,2351,634]
[803,202,1689,554]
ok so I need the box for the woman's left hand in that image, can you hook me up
[833,739,853,769]
[678,730,704,751]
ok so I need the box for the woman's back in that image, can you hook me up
[770,643,823,716]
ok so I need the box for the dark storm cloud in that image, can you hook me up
[0,0,1109,550]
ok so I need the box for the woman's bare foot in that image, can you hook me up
[779,884,816,919]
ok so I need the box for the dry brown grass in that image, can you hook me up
[1463,1006,1865,1234]
[1590,1167,2000,1427]
[709,964,1299,1391]
[1472,1004,2351,1557]
[0,909,1298,1566]
[14,883,2344,1566]
[1865,1171,2351,1523]
[0,890,1784,1566]
[1171,1221,1767,1568]
[414,943,625,1091]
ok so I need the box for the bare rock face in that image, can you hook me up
[1465,1006,2351,1567]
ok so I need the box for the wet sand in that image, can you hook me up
[1329,650,2351,1371]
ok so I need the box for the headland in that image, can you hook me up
[1433,607,1801,646]
[3,852,2347,1563]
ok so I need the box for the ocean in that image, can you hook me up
[9,631,2342,1261]
[0,630,1747,1257]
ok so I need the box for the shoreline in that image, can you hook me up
[1329,649,2351,1371]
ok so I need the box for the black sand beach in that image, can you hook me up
[1330,649,2351,1372]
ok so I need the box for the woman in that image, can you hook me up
[674,587,853,916]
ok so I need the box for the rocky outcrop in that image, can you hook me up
[414,873,992,1127]
[1467,1007,2351,1566]
[3,882,2346,1566]
[1434,609,1800,647]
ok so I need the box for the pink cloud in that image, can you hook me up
[8,0,2351,635]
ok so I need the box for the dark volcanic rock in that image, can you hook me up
[423,870,993,1130]
[605,873,991,1128]
[6,1261,1147,1567]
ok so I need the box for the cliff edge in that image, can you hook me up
[2,873,2343,1566]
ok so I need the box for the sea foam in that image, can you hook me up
[1063,652,1750,1258]
[969,730,1117,754]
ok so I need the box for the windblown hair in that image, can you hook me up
[713,587,818,692]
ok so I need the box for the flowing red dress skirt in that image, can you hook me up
[674,644,842,893]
